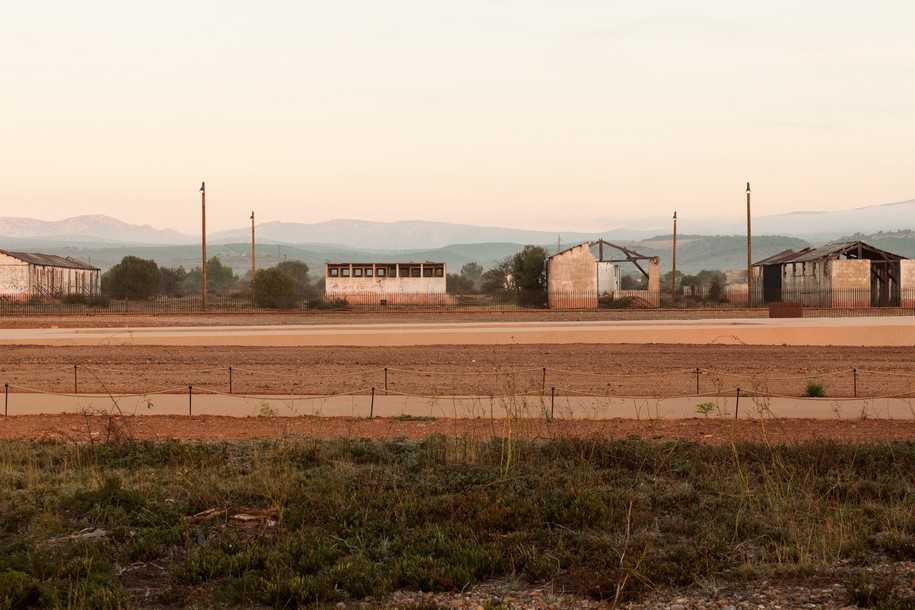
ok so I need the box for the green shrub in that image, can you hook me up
[308,297,350,310]
[101,255,161,299]
[0,570,40,610]
[695,402,716,417]
[253,267,298,309]
[63,293,88,305]
[803,380,827,397]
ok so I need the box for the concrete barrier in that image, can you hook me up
[768,302,803,318]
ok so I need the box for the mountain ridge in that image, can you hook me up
[2,197,913,250]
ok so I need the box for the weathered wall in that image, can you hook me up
[0,254,98,299]
[646,258,660,306]
[830,259,870,308]
[596,262,620,294]
[781,260,831,306]
[0,253,30,298]
[901,259,915,307]
[547,244,597,309]
[325,263,446,305]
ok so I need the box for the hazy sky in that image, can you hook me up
[2,1,913,234]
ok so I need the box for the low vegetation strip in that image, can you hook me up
[0,435,912,609]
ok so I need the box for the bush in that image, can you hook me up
[63,293,88,305]
[275,260,311,297]
[183,257,238,293]
[101,256,161,299]
[159,266,187,297]
[308,297,349,310]
[253,268,298,309]
[0,569,40,609]
[803,380,827,397]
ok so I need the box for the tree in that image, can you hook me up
[275,260,310,296]
[460,262,484,285]
[620,273,642,290]
[101,256,161,299]
[253,267,298,309]
[511,245,548,292]
[480,258,512,294]
[446,273,475,293]
[185,257,239,293]
[160,266,187,297]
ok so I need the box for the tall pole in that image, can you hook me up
[200,181,207,310]
[672,211,677,303]
[746,182,752,307]
[251,211,256,305]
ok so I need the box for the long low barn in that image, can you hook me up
[753,241,915,308]
[0,250,100,300]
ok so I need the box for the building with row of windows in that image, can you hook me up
[325,262,446,304]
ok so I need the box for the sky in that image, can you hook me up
[2,1,914,235]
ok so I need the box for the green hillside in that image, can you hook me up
[20,232,915,278]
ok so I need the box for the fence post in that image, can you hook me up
[551,386,555,419]
[370,387,375,419]
[229,367,233,394]
[695,368,700,395]
[4,383,7,416]
[74,365,78,394]
[735,388,740,420]
[188,385,193,416]
[384,368,388,391]
[542,367,547,392]
[853,368,857,398]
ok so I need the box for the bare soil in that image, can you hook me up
[2,412,912,446]
[1,313,913,443]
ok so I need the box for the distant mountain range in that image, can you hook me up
[2,199,914,274]
[2,199,913,248]
[0,214,190,245]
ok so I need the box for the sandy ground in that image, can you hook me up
[1,313,913,443]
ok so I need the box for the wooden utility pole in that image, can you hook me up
[200,181,207,310]
[251,211,256,305]
[746,182,752,307]
[672,211,677,303]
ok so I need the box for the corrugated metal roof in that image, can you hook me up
[754,248,811,266]
[0,250,99,270]
[789,241,905,263]
[754,241,908,267]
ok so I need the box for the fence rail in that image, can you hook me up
[1,288,914,316]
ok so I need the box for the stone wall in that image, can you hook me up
[829,259,870,308]
[901,260,915,307]
[546,244,597,309]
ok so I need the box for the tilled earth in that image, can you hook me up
[1,342,914,399]
[1,341,914,442]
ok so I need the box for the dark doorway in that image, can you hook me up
[762,265,781,303]
[870,260,900,307]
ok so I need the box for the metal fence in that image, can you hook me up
[1,288,913,316]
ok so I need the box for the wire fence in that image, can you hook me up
[1,288,914,316]
[3,364,914,407]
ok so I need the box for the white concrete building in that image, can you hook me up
[324,262,446,305]
[0,250,100,300]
